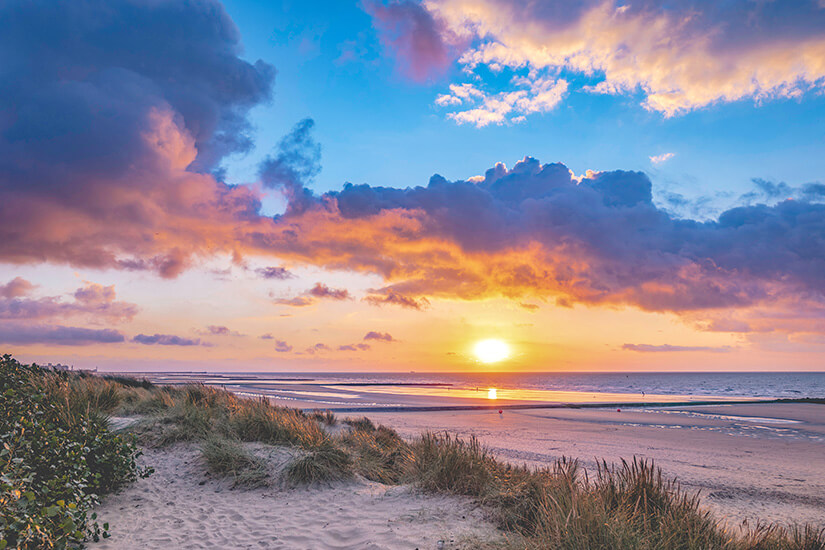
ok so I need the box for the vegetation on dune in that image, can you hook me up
[200,435,269,488]
[2,353,823,549]
[284,440,353,485]
[0,355,150,549]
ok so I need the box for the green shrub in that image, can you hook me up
[0,355,150,549]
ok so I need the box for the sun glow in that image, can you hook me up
[487,387,497,399]
[474,339,510,363]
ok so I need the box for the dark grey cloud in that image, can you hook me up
[132,333,203,346]
[0,323,125,345]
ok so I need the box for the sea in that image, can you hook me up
[127,371,825,411]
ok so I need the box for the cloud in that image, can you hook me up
[274,340,293,352]
[650,153,675,165]
[0,281,138,323]
[364,0,454,82]
[519,303,540,311]
[275,282,351,307]
[259,118,321,216]
[1,0,823,341]
[622,343,732,353]
[338,342,371,351]
[442,78,569,128]
[0,0,274,276]
[367,0,825,120]
[364,331,394,342]
[364,291,430,310]
[305,342,330,354]
[132,333,203,346]
[274,296,316,307]
[0,277,35,299]
[260,333,274,340]
[257,157,825,329]
[256,266,294,280]
[308,283,351,300]
[199,325,243,336]
[0,323,125,345]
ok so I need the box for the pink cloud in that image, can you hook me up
[364,0,454,82]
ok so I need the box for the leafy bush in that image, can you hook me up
[0,355,149,549]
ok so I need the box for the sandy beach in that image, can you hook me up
[367,403,825,529]
[93,443,502,549]
[92,401,824,549]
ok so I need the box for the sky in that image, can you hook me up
[1,0,825,372]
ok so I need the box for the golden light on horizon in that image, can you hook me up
[474,339,510,363]
[487,387,497,399]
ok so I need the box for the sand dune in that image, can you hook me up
[94,444,502,550]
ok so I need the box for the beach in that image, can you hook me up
[92,398,825,548]
[367,403,825,529]
[93,444,501,550]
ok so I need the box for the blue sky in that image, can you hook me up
[221,0,825,212]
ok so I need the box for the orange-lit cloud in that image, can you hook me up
[369,0,825,121]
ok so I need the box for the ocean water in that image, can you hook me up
[136,371,825,410]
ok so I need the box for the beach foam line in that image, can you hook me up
[303,398,781,414]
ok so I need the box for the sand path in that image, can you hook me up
[94,444,502,550]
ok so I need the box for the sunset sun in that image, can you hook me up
[474,339,510,363]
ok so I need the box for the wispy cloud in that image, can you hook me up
[274,283,352,308]
[622,343,732,353]
[256,266,294,280]
[132,334,204,346]
[649,152,675,165]
[0,323,125,346]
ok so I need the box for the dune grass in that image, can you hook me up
[200,435,270,488]
[284,440,353,485]
[4,356,823,550]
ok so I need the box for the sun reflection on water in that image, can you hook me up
[487,388,497,400]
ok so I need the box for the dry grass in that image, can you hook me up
[284,440,353,485]
[200,434,270,488]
